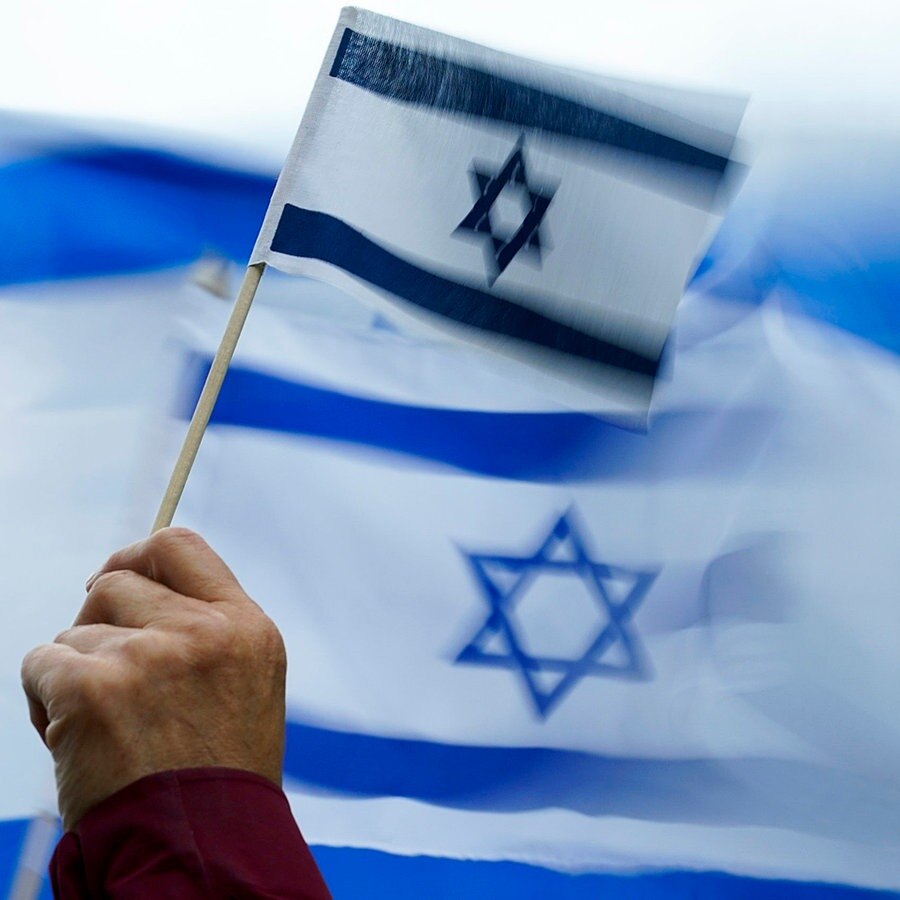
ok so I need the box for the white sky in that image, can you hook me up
[1,0,898,164]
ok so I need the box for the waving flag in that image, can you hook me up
[170,273,900,897]
[251,8,745,419]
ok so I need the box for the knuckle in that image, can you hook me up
[21,642,65,676]
[89,569,134,597]
[250,613,287,668]
[80,570,136,623]
[20,644,51,681]
[21,644,43,669]
[188,608,284,673]
[118,631,163,668]
[259,615,285,653]
[186,607,238,658]
[114,630,145,661]
[150,526,205,557]
[202,607,238,643]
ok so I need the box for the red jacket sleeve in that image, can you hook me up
[49,768,332,899]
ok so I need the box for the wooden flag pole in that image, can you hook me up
[151,261,266,533]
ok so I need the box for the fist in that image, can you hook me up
[21,528,287,830]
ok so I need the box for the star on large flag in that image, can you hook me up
[455,135,556,285]
[455,510,658,717]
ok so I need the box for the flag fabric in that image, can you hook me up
[170,271,900,897]
[1,115,899,898]
[251,7,746,421]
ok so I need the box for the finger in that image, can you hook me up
[55,623,141,654]
[75,569,205,629]
[88,528,244,604]
[21,643,85,743]
[22,643,81,704]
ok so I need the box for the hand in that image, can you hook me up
[21,527,287,830]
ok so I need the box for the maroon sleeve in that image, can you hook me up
[49,768,332,899]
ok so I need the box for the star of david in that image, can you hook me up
[455,135,556,286]
[455,510,658,718]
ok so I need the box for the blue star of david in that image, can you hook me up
[455,510,658,718]
[455,135,556,286]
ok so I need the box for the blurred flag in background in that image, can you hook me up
[0,102,898,899]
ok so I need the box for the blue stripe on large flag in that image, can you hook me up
[329,28,733,179]
[0,145,273,286]
[310,846,897,900]
[0,818,27,898]
[0,817,891,899]
[270,205,660,377]
[0,818,53,899]
[193,359,772,480]
[283,720,897,843]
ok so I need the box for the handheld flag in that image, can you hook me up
[155,7,745,530]
[251,7,746,419]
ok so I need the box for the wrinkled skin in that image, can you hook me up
[21,528,287,830]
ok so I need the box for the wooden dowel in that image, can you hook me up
[151,261,266,533]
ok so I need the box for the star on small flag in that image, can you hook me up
[455,135,556,286]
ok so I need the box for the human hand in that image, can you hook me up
[21,528,287,830]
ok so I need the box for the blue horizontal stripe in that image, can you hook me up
[194,359,772,481]
[0,818,54,900]
[695,184,900,355]
[330,28,732,178]
[0,145,273,286]
[271,205,660,378]
[0,816,892,898]
[311,846,898,900]
[284,720,899,844]
[0,818,26,899]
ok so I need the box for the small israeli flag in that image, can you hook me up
[251,8,745,420]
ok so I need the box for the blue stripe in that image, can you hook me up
[271,205,660,377]
[0,818,26,898]
[310,846,898,899]
[694,187,900,355]
[194,359,773,481]
[0,818,54,899]
[330,28,733,178]
[284,720,898,844]
[0,816,892,898]
[0,145,273,286]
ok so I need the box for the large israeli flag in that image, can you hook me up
[252,8,745,419]
[0,112,898,898]
[168,275,900,896]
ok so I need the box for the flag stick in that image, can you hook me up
[151,261,266,532]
